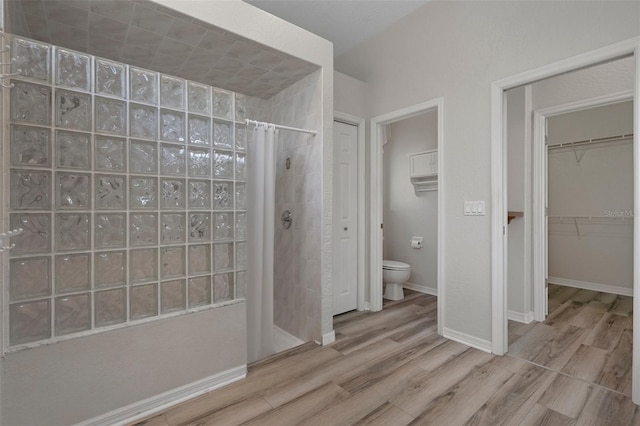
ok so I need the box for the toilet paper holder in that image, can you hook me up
[411,236,423,249]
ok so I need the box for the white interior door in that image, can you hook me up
[333,121,358,315]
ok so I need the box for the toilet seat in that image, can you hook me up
[382,260,410,271]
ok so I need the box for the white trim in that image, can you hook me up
[321,330,336,346]
[403,282,437,296]
[334,111,367,312]
[507,310,534,324]
[77,365,247,426]
[443,327,492,353]
[532,90,634,322]
[490,35,640,403]
[548,277,633,297]
[370,98,445,338]
[491,37,640,356]
[522,85,533,323]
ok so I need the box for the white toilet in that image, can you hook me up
[383,260,411,300]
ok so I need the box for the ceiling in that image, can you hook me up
[4,0,319,99]
[245,0,431,57]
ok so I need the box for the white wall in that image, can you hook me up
[383,112,438,292]
[336,1,640,344]
[547,101,634,292]
[335,71,369,118]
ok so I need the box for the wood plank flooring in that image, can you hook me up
[136,288,637,425]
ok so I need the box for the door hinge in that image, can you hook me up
[381,223,383,229]
[503,226,506,235]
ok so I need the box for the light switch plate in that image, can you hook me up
[464,201,486,216]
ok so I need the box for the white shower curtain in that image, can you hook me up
[246,123,276,363]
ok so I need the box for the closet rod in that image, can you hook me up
[245,119,317,136]
[547,133,633,150]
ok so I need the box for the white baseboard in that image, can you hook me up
[443,327,492,353]
[78,365,247,426]
[507,310,534,324]
[403,282,437,296]
[548,276,633,297]
[321,331,335,346]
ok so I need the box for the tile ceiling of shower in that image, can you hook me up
[4,0,319,99]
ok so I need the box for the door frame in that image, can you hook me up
[334,111,367,311]
[369,98,444,336]
[490,36,640,402]
[532,90,635,321]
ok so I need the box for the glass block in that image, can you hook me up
[56,213,90,251]
[130,177,157,209]
[95,214,126,248]
[96,59,126,98]
[188,180,211,209]
[10,257,51,301]
[236,183,246,210]
[55,293,91,335]
[11,125,51,167]
[130,248,158,283]
[160,144,186,176]
[161,179,186,209]
[235,124,247,152]
[189,244,211,275]
[188,148,211,177]
[55,89,91,131]
[213,243,233,271]
[189,276,211,308]
[213,121,233,149]
[10,299,51,345]
[95,251,126,288]
[213,88,233,119]
[236,270,247,299]
[214,273,233,302]
[235,93,247,121]
[213,150,233,178]
[95,175,126,210]
[130,284,158,320]
[160,75,185,109]
[12,37,50,82]
[11,169,51,210]
[161,246,185,279]
[236,212,247,240]
[95,136,126,172]
[95,96,126,135]
[189,213,211,242]
[95,288,126,327]
[188,114,211,146]
[161,279,186,314]
[130,67,158,104]
[213,212,233,241]
[56,130,91,169]
[130,103,158,139]
[161,109,185,142]
[56,172,90,209]
[11,81,51,125]
[161,213,185,244]
[56,48,91,91]
[10,213,51,254]
[213,181,233,210]
[187,82,211,114]
[236,153,246,180]
[55,253,90,294]
[130,213,158,246]
[236,241,247,269]
[130,140,158,174]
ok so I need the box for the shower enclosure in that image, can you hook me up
[0,1,332,424]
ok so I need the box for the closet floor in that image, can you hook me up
[135,290,639,426]
[509,284,633,397]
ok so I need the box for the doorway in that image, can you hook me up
[492,37,640,402]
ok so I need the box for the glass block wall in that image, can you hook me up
[6,35,248,348]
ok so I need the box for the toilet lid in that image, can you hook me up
[383,260,410,270]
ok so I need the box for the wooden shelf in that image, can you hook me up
[508,211,523,224]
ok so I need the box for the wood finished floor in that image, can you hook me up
[136,288,638,426]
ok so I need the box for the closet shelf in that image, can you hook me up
[547,133,633,151]
[507,211,523,224]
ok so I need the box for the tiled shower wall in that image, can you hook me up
[270,70,323,342]
[5,34,258,348]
